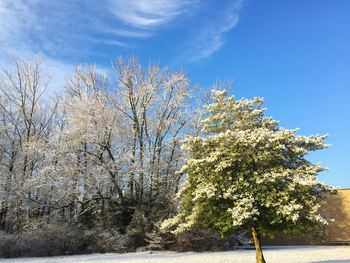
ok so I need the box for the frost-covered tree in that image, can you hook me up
[0,59,57,234]
[0,57,196,238]
[162,90,333,263]
[111,57,193,212]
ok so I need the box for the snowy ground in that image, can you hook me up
[1,246,350,263]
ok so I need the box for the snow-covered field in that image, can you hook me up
[1,246,350,263]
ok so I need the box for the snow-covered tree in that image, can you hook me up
[162,90,333,263]
[0,59,57,234]
[111,57,193,211]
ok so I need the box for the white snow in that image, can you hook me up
[1,246,350,263]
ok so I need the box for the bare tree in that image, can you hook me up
[112,57,194,214]
[0,58,57,234]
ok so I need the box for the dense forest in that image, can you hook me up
[0,57,214,257]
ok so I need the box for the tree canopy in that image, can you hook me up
[162,90,333,263]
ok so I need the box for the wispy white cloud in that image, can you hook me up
[100,28,153,38]
[107,0,195,29]
[184,0,244,62]
[0,0,197,60]
[0,1,119,92]
[0,0,245,71]
[0,1,73,92]
[0,1,85,59]
[84,36,127,47]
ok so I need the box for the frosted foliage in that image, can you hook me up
[0,58,194,236]
[163,89,333,236]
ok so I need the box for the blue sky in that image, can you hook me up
[0,0,349,187]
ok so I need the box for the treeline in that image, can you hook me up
[0,58,223,257]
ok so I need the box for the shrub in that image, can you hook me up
[0,225,85,258]
[84,228,132,253]
[146,224,175,251]
[126,210,149,248]
[169,229,243,252]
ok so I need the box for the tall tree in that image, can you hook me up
[0,59,57,234]
[162,90,333,263]
[112,57,192,212]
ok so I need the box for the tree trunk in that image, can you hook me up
[251,227,266,263]
[129,124,137,199]
[138,135,144,202]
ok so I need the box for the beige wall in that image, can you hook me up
[263,189,350,245]
[323,189,350,243]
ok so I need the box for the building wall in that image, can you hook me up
[263,189,350,245]
[323,189,350,243]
